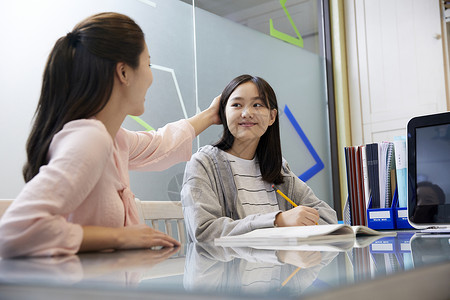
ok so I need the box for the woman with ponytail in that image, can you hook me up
[0,12,220,258]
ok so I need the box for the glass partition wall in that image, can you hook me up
[187,0,337,211]
[0,0,338,214]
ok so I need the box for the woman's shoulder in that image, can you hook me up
[61,119,109,137]
[50,119,113,155]
[64,119,111,144]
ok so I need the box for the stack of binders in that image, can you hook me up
[344,137,412,229]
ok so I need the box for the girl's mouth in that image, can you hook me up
[239,122,256,127]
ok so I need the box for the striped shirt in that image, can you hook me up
[224,151,279,216]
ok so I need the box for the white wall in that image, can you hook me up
[345,0,448,145]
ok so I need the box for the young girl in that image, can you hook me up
[0,12,220,258]
[181,74,337,242]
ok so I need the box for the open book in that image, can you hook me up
[242,235,394,252]
[214,224,397,248]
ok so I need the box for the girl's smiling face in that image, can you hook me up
[225,81,277,146]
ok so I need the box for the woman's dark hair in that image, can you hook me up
[417,181,446,205]
[23,12,145,182]
[214,74,284,184]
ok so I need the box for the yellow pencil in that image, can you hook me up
[281,267,301,287]
[272,185,318,225]
[272,185,297,207]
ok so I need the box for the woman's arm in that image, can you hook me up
[126,96,220,172]
[79,225,179,252]
[0,121,114,258]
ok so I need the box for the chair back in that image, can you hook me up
[0,199,13,219]
[134,198,186,244]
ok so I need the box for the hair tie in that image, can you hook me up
[66,31,79,47]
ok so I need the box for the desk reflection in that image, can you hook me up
[0,247,180,287]
[183,243,338,297]
[0,234,449,299]
[410,233,450,266]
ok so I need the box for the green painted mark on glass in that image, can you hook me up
[129,115,155,131]
[269,0,304,48]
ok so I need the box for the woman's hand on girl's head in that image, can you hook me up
[116,224,181,250]
[187,94,222,136]
[275,206,320,227]
[209,94,222,125]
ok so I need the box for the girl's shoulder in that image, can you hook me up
[191,145,227,165]
[196,145,219,158]
[280,157,292,174]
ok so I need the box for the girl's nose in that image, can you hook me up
[241,107,253,118]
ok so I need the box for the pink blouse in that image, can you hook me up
[0,118,195,258]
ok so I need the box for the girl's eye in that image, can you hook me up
[254,103,264,108]
[231,103,241,107]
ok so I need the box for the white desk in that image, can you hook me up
[0,231,449,300]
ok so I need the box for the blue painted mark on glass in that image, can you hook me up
[284,105,324,182]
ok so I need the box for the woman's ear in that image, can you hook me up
[269,109,277,126]
[115,62,129,86]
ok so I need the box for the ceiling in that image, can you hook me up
[180,0,275,17]
[178,0,321,53]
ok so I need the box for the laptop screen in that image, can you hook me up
[407,112,450,228]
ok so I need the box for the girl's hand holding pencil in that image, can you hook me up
[272,185,319,226]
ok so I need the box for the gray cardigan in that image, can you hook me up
[183,242,339,295]
[181,145,338,242]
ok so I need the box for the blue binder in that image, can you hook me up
[366,188,414,230]
[366,192,396,230]
[393,197,413,229]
